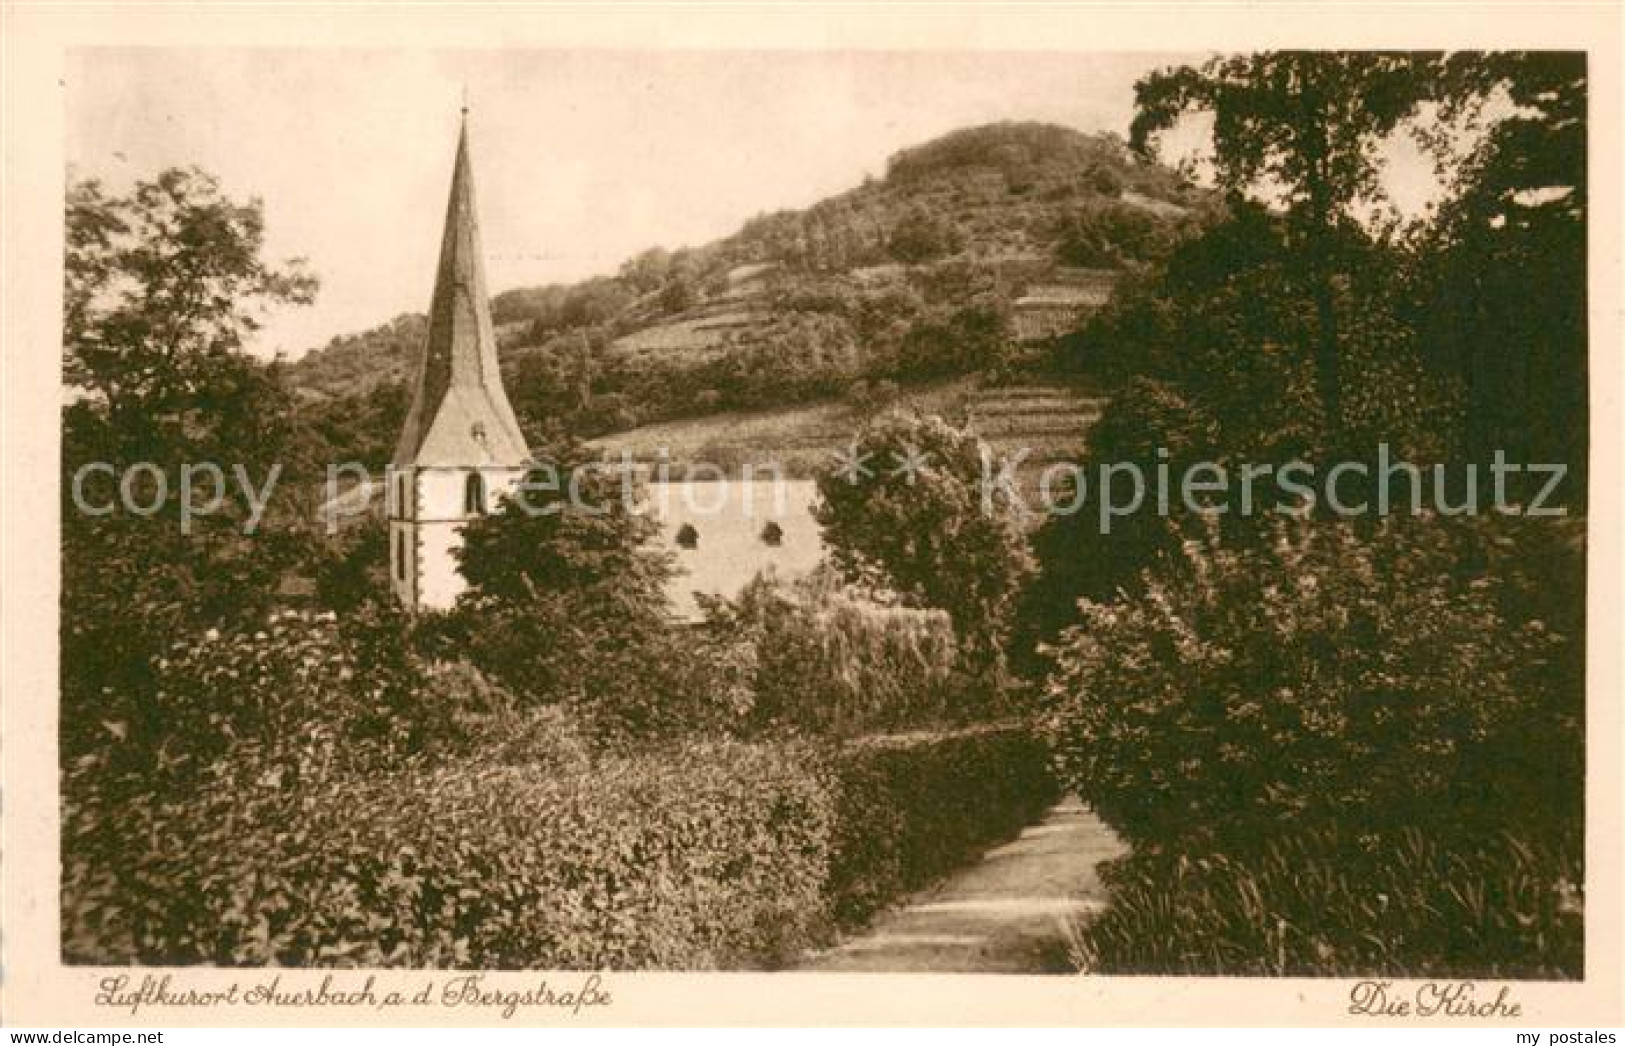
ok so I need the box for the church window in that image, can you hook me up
[761,521,784,546]
[675,523,699,549]
[394,530,405,581]
[465,471,486,515]
[396,472,410,518]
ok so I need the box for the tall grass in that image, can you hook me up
[1066,827,1583,978]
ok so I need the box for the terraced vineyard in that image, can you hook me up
[588,377,1108,512]
[965,384,1108,512]
[607,305,769,363]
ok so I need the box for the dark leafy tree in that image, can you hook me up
[887,206,964,264]
[1131,52,1437,436]
[455,438,669,609]
[65,167,318,452]
[1412,51,1587,500]
[509,333,594,443]
[296,378,410,473]
[815,412,1034,678]
[61,168,321,764]
[442,436,727,739]
[1055,198,1180,267]
[617,247,674,295]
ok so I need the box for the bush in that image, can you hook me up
[1046,519,1579,851]
[64,606,435,806]
[888,207,964,263]
[65,739,833,968]
[1069,826,1582,978]
[704,574,964,737]
[1041,515,1583,978]
[61,606,449,962]
[416,659,597,769]
[1041,516,1577,851]
[64,726,1056,968]
[58,499,302,770]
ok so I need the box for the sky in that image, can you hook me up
[65,49,1447,361]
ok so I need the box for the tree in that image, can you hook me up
[60,168,322,764]
[1413,52,1587,498]
[65,167,317,451]
[1131,52,1436,437]
[510,333,594,443]
[887,206,963,264]
[815,412,1034,678]
[442,437,705,737]
[617,247,673,295]
[1055,198,1176,267]
[455,438,670,609]
[887,302,1012,382]
[1020,201,1460,669]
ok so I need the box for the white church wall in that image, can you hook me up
[413,466,527,520]
[399,466,528,610]
[393,471,828,616]
[418,468,468,521]
[416,521,467,610]
[388,520,414,605]
[645,478,827,621]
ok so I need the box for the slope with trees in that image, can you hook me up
[287,122,1213,468]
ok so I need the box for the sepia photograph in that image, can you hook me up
[3,1,1621,1033]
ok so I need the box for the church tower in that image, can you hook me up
[390,113,530,610]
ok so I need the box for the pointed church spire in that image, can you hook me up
[392,113,530,467]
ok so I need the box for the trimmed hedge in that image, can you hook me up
[64,726,1055,968]
[827,725,1058,926]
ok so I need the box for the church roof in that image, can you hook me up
[393,118,531,468]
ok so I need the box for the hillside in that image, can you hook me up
[287,121,1213,465]
[588,376,1107,507]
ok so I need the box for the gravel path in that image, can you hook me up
[799,799,1127,973]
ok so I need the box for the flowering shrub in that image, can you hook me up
[1041,516,1576,849]
[1042,515,1583,978]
